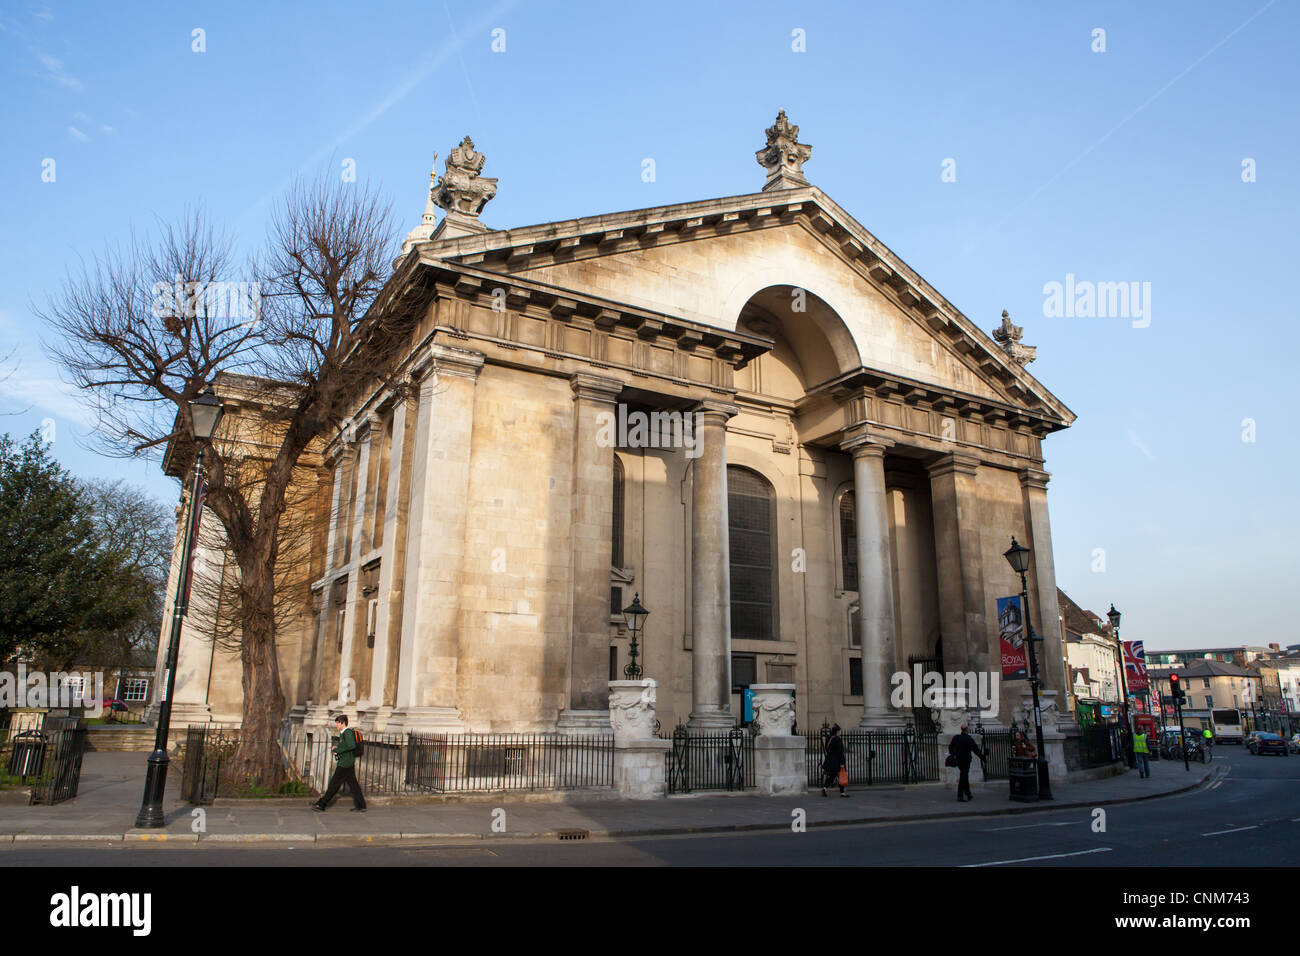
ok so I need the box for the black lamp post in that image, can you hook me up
[1108,604,1136,769]
[1003,537,1053,800]
[135,387,223,829]
[622,593,649,680]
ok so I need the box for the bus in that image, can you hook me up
[1211,708,1244,744]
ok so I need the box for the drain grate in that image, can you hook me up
[556,828,590,841]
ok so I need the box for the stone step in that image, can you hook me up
[85,726,156,752]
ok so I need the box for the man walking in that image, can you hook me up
[1133,727,1151,778]
[312,715,366,812]
[948,723,984,802]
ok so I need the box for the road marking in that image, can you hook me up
[1201,826,1258,836]
[982,822,1076,832]
[961,847,1112,867]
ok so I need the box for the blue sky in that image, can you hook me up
[2,1,1296,651]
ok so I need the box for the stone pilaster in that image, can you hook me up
[388,343,485,733]
[1021,468,1067,696]
[364,395,413,721]
[334,418,374,708]
[926,454,989,676]
[842,433,904,727]
[688,400,739,732]
[558,373,623,731]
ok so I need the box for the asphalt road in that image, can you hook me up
[2,746,1294,866]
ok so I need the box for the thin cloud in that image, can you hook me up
[38,52,84,92]
[1128,429,1155,460]
[67,125,89,141]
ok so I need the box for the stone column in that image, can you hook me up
[926,453,989,677]
[557,373,623,733]
[389,343,484,734]
[688,400,739,732]
[1021,469,1068,695]
[750,683,806,795]
[610,679,670,799]
[364,394,413,723]
[842,433,904,727]
[334,417,375,710]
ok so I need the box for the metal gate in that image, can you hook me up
[181,725,238,804]
[979,729,1012,780]
[805,722,941,785]
[666,725,754,793]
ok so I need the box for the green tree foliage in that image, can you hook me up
[0,432,144,665]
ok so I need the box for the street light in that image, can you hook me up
[622,593,649,680]
[135,386,224,829]
[1003,537,1052,800]
[1108,604,1136,769]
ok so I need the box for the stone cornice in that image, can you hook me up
[570,371,623,404]
[926,453,981,479]
[418,260,770,370]
[415,185,1074,430]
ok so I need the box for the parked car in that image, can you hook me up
[1248,732,1288,756]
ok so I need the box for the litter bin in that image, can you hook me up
[7,731,47,778]
[1008,756,1038,802]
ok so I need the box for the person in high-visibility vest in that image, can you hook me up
[1133,730,1151,779]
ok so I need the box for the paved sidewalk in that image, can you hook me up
[0,752,1218,846]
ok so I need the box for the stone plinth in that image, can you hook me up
[614,738,672,800]
[555,709,613,736]
[1019,690,1068,779]
[755,735,806,795]
[609,679,668,798]
[750,684,796,736]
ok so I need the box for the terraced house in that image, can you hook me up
[155,114,1078,756]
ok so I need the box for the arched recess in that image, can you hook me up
[734,284,861,400]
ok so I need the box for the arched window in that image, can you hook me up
[727,466,776,641]
[611,455,624,568]
[839,489,857,590]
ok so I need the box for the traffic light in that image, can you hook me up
[1169,672,1186,706]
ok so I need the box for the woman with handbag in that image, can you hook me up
[821,724,849,797]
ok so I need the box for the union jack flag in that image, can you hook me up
[1123,641,1148,692]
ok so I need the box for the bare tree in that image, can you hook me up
[41,174,418,781]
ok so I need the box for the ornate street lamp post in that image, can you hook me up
[1108,604,1136,769]
[1004,537,1053,800]
[135,387,223,829]
[622,593,649,680]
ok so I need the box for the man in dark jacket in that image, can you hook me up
[948,723,984,802]
[312,715,366,812]
[821,724,848,797]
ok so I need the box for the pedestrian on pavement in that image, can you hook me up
[821,724,848,797]
[312,715,366,813]
[1133,728,1151,778]
[948,723,984,802]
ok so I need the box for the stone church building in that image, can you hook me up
[156,113,1076,741]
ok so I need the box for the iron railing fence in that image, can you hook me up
[405,734,614,793]
[1,715,89,804]
[805,724,940,786]
[181,725,615,804]
[979,730,1013,780]
[666,726,755,794]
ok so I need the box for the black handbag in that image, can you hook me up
[945,754,958,768]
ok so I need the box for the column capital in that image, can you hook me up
[926,452,981,480]
[570,371,623,404]
[692,399,739,424]
[839,431,894,459]
[1019,467,1051,491]
[410,342,486,383]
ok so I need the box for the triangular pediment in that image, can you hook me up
[414,187,1074,429]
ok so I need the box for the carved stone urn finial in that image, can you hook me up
[992,309,1038,366]
[756,110,812,191]
[431,136,498,239]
